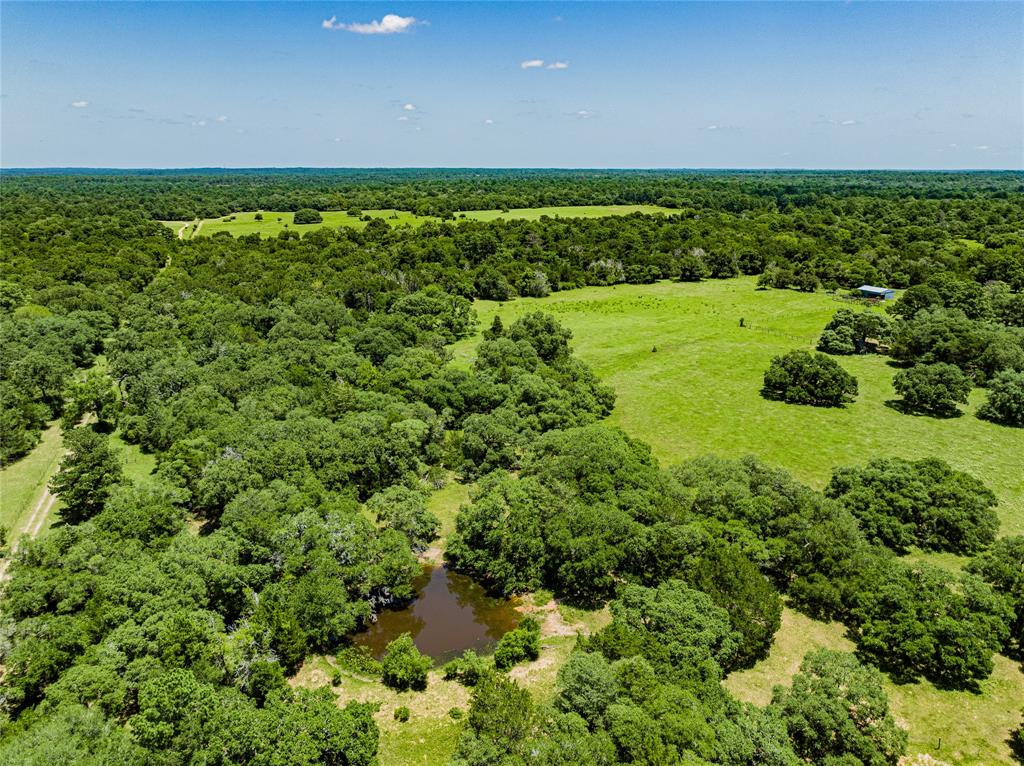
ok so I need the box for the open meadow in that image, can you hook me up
[451,277,1024,538]
[161,204,677,238]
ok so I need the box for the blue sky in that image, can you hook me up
[2,2,1021,168]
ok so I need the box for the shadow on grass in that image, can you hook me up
[883,399,964,419]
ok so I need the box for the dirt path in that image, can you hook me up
[0,415,93,582]
[0,481,57,582]
[175,219,202,240]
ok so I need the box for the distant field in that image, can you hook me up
[161,204,676,238]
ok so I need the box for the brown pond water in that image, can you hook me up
[353,566,521,664]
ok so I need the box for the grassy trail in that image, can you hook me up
[0,422,64,545]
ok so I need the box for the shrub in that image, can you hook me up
[762,350,858,407]
[448,707,463,720]
[254,213,263,221]
[494,617,541,671]
[381,633,432,691]
[977,370,1024,426]
[893,363,972,416]
[293,208,323,225]
[393,706,410,722]
[442,650,489,686]
[333,646,383,677]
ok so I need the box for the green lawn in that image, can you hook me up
[161,204,676,239]
[0,421,63,540]
[451,277,1024,537]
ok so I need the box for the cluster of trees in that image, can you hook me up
[451,585,907,766]
[826,457,999,554]
[449,433,1015,690]
[813,273,1024,423]
[0,179,625,763]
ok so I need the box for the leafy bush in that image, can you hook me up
[333,646,383,678]
[393,706,410,722]
[293,208,323,224]
[494,617,540,670]
[442,650,489,686]
[762,350,858,407]
[381,633,432,691]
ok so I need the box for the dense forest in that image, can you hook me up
[0,170,1022,765]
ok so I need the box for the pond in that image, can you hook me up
[353,565,521,664]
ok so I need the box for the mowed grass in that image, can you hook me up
[161,204,676,239]
[726,608,1024,766]
[451,277,1024,537]
[0,421,63,540]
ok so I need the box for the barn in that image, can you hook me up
[857,285,896,301]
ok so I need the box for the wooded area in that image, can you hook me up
[0,170,1021,766]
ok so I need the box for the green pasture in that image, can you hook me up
[452,277,1024,537]
[160,204,676,239]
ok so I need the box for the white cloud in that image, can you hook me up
[840,119,858,126]
[974,145,989,150]
[323,14,418,34]
[215,115,228,123]
[705,124,718,131]
[575,109,594,119]
[484,118,494,125]
[334,137,342,142]
[546,61,569,70]
[397,115,409,122]
[403,103,416,111]
[191,120,207,127]
[70,100,89,108]
[520,59,545,69]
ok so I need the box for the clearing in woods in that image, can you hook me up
[159,204,677,238]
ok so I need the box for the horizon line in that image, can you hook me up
[3,166,1022,173]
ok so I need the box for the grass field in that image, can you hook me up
[0,421,63,540]
[450,277,1024,537]
[160,204,676,239]
[0,427,158,549]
